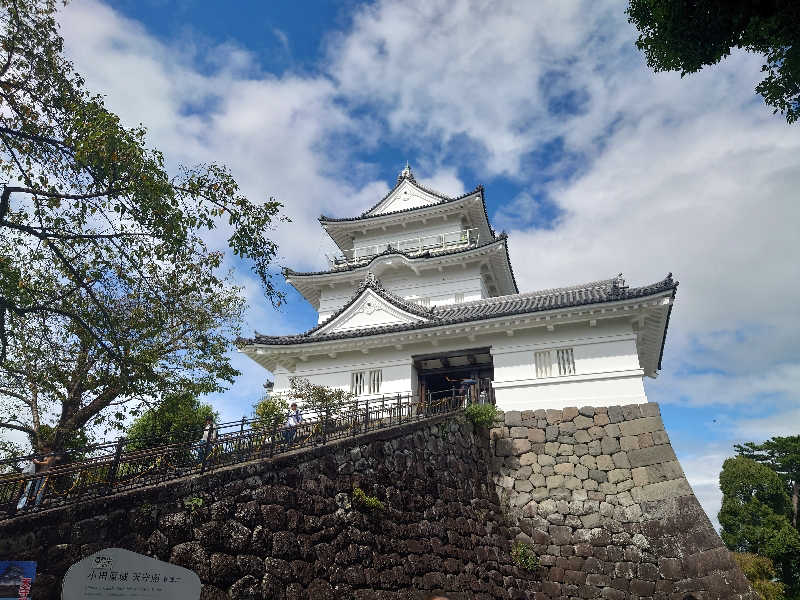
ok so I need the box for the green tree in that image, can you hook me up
[736,436,800,529]
[253,395,288,431]
[0,0,283,455]
[719,456,800,595]
[627,0,800,123]
[733,553,786,600]
[126,392,217,451]
[0,251,246,455]
[287,377,352,421]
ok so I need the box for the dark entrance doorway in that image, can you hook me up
[412,347,495,408]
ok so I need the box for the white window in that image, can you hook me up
[556,348,575,376]
[416,297,430,307]
[351,369,382,395]
[534,351,552,378]
[454,292,464,304]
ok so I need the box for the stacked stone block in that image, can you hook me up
[490,403,755,600]
[0,404,757,600]
[0,416,539,600]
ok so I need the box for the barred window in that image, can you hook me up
[351,369,382,395]
[454,292,465,304]
[556,348,575,376]
[535,348,576,377]
[534,350,552,378]
[351,371,365,395]
[368,369,382,394]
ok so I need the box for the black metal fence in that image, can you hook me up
[0,390,468,517]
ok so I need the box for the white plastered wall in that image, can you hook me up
[489,319,646,411]
[272,349,415,400]
[269,317,648,411]
[317,263,486,323]
[353,216,464,252]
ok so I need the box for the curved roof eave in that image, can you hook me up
[239,274,678,347]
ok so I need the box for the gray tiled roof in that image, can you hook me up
[240,273,677,348]
[283,234,510,278]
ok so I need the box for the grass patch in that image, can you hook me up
[353,486,384,511]
[511,541,539,570]
[183,496,204,512]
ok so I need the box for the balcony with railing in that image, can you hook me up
[326,227,480,270]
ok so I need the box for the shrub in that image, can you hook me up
[464,403,500,428]
[353,487,384,511]
[511,541,539,571]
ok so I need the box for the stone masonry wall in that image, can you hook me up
[489,403,756,600]
[0,404,756,600]
[0,415,539,600]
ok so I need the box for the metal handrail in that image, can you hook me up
[326,227,480,268]
[0,392,469,517]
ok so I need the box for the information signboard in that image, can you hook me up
[0,561,36,600]
[62,548,200,600]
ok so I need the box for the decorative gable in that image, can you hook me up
[367,178,443,216]
[363,164,451,217]
[312,287,431,336]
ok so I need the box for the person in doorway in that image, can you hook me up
[444,375,476,406]
[284,402,302,443]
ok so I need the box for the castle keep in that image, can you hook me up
[239,165,677,411]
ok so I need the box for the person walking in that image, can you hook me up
[284,402,302,444]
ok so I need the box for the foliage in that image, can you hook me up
[253,395,289,431]
[183,496,204,513]
[353,486,384,511]
[719,456,800,595]
[126,392,217,451]
[511,541,539,571]
[287,377,352,419]
[627,0,800,123]
[733,553,786,600]
[464,403,501,428]
[736,436,800,529]
[0,0,283,456]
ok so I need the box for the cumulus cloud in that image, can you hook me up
[325,0,800,420]
[54,0,798,521]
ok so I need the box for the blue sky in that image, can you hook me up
[53,0,799,526]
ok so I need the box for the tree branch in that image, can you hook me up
[0,421,34,435]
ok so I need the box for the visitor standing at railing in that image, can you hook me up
[199,416,217,462]
[284,402,303,443]
[16,451,58,510]
[14,458,36,512]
